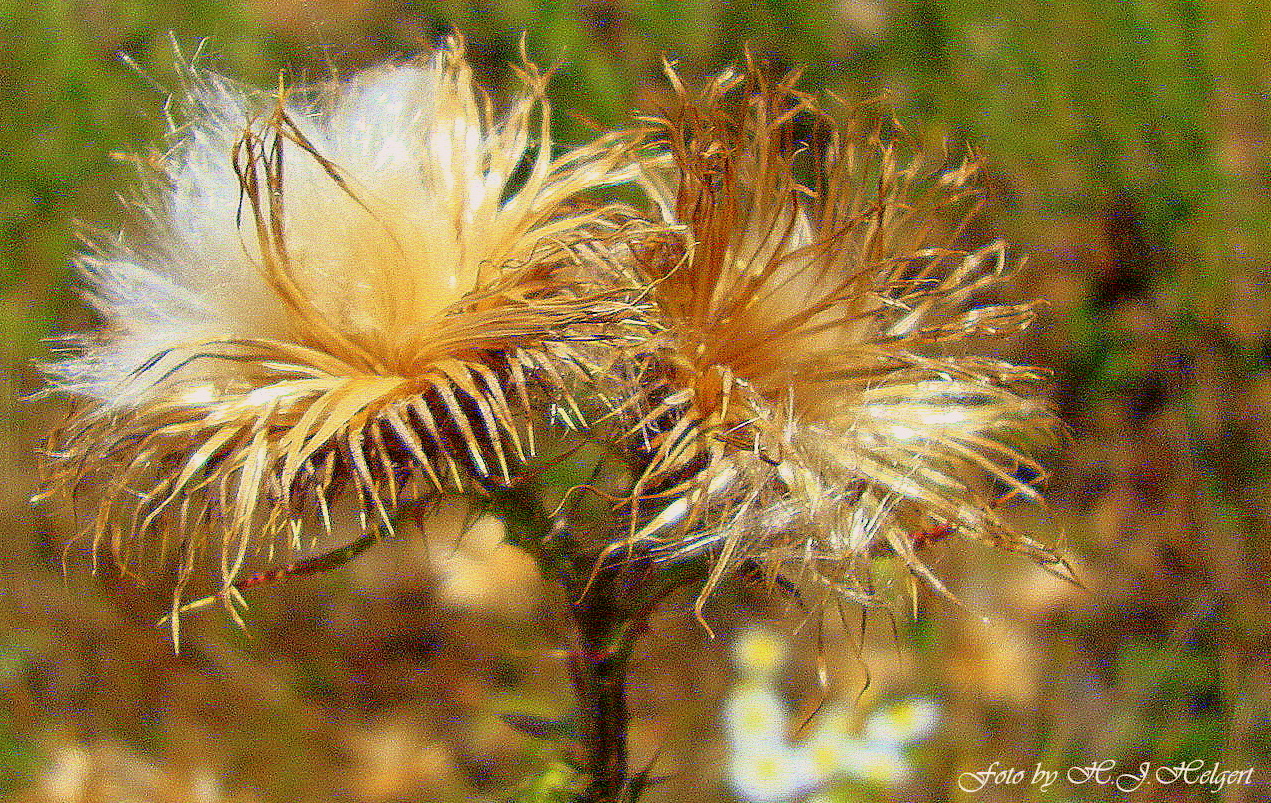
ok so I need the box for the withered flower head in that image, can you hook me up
[620,63,1068,610]
[41,40,643,598]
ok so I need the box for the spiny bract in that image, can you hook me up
[612,62,1069,613]
[40,40,646,610]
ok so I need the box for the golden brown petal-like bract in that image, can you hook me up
[618,63,1068,611]
[41,41,645,607]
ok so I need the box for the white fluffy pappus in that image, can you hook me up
[603,61,1074,619]
[40,40,649,630]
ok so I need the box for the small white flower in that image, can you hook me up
[723,627,941,800]
[729,745,821,803]
[723,684,790,748]
[803,710,853,777]
[863,698,941,746]
[840,742,912,785]
[732,626,789,680]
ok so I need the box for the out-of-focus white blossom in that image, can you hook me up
[863,698,942,745]
[724,630,940,802]
[732,626,789,680]
[729,745,825,803]
[724,684,790,748]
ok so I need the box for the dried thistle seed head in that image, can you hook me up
[39,39,646,594]
[616,61,1068,611]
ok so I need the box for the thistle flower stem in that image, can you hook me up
[566,579,634,802]
[494,482,674,802]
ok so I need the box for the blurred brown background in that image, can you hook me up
[2,1,1269,801]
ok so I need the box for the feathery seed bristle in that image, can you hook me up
[41,39,649,605]
[611,60,1070,612]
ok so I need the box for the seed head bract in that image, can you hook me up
[39,45,1071,631]
[610,60,1071,613]
[40,40,647,605]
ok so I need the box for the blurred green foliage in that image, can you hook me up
[2,1,1269,801]
[0,0,269,366]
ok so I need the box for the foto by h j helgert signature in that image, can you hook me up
[958,760,1255,794]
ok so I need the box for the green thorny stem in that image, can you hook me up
[494,480,698,803]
